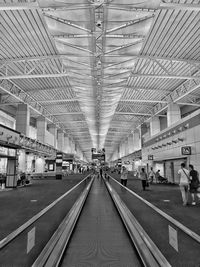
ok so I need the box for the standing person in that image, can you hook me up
[155,170,160,183]
[121,166,128,186]
[189,164,200,205]
[99,167,103,178]
[96,166,100,178]
[140,168,148,191]
[178,163,190,206]
[148,167,155,184]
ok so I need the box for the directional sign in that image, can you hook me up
[92,154,105,161]
[181,146,191,155]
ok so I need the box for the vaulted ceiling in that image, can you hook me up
[0,0,200,162]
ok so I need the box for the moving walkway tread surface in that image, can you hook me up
[59,177,143,267]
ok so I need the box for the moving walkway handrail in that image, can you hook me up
[108,174,200,244]
[0,174,91,249]
[104,176,171,267]
[32,176,94,267]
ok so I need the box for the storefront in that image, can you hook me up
[0,124,21,188]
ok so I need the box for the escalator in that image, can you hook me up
[59,177,143,266]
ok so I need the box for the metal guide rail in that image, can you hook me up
[0,174,92,266]
[32,176,94,267]
[103,177,171,267]
[106,173,200,266]
[32,175,170,267]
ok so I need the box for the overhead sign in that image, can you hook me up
[92,154,105,161]
[181,146,191,155]
[118,158,122,166]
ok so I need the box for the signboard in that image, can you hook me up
[181,146,191,155]
[148,155,154,160]
[92,154,105,161]
[62,161,70,166]
[169,225,178,252]
[118,158,122,166]
[56,152,63,179]
[27,227,36,254]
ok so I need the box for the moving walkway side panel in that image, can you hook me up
[0,176,91,267]
[108,176,200,267]
[59,177,143,267]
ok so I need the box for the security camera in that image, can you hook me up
[96,20,102,27]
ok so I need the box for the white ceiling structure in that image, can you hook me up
[0,0,200,162]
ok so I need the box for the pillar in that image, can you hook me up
[57,130,64,151]
[48,124,57,148]
[167,103,181,127]
[124,138,128,156]
[64,134,70,153]
[16,104,30,135]
[133,129,141,151]
[36,116,47,143]
[128,133,134,154]
[150,117,160,136]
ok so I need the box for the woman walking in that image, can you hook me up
[140,168,148,191]
[189,164,200,205]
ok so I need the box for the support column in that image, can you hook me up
[69,137,73,154]
[167,103,181,127]
[150,117,160,136]
[64,134,70,153]
[121,142,126,157]
[128,133,134,154]
[124,138,128,156]
[36,116,47,143]
[133,129,141,151]
[57,130,64,151]
[48,124,57,149]
[16,104,30,135]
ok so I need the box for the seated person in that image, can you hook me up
[155,170,168,183]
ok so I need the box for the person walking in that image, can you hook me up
[99,167,103,178]
[148,167,155,184]
[140,168,148,191]
[178,163,190,206]
[189,164,200,205]
[121,166,128,187]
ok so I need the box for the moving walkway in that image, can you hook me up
[32,175,169,267]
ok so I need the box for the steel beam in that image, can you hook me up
[7,97,200,107]
[0,1,38,11]
[115,112,151,116]
[44,14,91,33]
[2,72,199,80]
[109,3,200,11]
[153,80,200,115]
[119,99,200,107]
[160,2,200,11]
[106,15,154,34]
[1,55,199,69]
[51,112,83,116]
[0,80,65,130]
